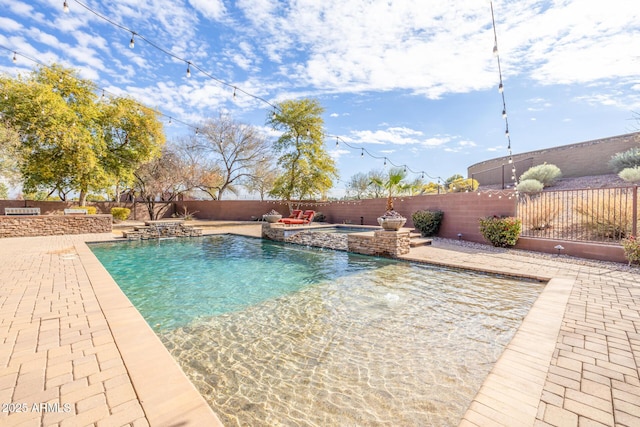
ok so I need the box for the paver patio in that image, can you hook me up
[0,223,638,426]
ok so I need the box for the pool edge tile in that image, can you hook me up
[76,240,224,427]
[459,277,574,427]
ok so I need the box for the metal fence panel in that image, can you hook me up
[517,186,639,244]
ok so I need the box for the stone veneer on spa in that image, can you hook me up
[261,222,411,257]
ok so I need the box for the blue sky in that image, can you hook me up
[1,0,639,197]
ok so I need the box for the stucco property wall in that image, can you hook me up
[468,132,640,186]
[177,192,517,244]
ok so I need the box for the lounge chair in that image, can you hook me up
[280,210,315,225]
[278,209,303,223]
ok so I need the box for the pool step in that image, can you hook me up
[409,230,432,247]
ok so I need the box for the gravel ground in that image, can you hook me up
[431,237,640,274]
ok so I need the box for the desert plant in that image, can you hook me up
[574,192,636,239]
[609,147,640,173]
[479,216,522,247]
[447,177,478,193]
[516,179,544,193]
[519,163,562,187]
[412,209,444,236]
[618,166,640,183]
[78,206,97,214]
[173,206,198,220]
[518,193,560,230]
[110,207,131,221]
[621,236,640,266]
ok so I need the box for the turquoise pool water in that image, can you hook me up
[90,235,544,426]
[90,235,396,331]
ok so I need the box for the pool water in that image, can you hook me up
[310,226,376,233]
[90,235,544,426]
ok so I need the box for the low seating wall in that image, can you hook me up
[0,215,112,238]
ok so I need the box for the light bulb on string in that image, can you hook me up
[168,117,172,125]
[63,1,69,12]
[361,148,364,158]
[12,52,17,63]
[505,129,509,137]
[186,62,191,78]
[335,138,339,147]
[383,158,387,166]
[233,87,237,100]
[498,83,503,93]
[493,45,498,56]
[502,109,507,119]
[272,110,277,120]
[129,33,135,49]
[306,129,311,137]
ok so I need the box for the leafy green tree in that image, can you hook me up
[0,121,21,185]
[267,99,338,201]
[0,182,8,199]
[99,97,165,201]
[0,64,164,204]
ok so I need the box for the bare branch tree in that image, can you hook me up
[198,114,273,200]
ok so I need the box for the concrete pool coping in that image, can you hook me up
[1,223,639,426]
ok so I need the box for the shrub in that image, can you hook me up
[516,179,544,193]
[78,206,97,214]
[314,212,326,222]
[479,216,521,247]
[574,192,635,239]
[519,163,562,187]
[518,193,560,231]
[609,147,640,173]
[412,209,444,236]
[448,178,479,193]
[110,207,131,221]
[618,166,640,183]
[621,236,640,266]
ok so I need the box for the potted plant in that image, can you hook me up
[262,209,282,223]
[371,168,408,231]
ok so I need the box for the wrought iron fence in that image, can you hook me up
[517,186,639,244]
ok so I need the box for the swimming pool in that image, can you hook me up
[308,225,376,233]
[90,235,544,426]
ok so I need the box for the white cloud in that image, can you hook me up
[188,0,226,21]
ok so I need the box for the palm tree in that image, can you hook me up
[370,167,407,213]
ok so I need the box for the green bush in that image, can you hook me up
[618,166,640,183]
[110,207,131,221]
[479,216,521,247]
[516,179,544,193]
[609,147,640,173]
[78,206,97,214]
[519,163,562,187]
[621,236,640,266]
[412,209,444,236]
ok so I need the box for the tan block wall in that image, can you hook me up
[0,215,112,238]
[468,132,640,185]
